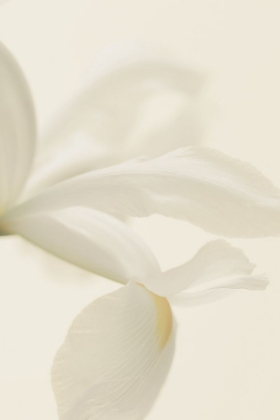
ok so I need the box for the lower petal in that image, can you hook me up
[52,282,174,420]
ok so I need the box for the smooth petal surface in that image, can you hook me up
[1,208,160,283]
[0,42,36,210]
[52,282,175,420]
[27,43,204,193]
[139,239,268,304]
[10,147,280,238]
[169,274,269,306]
[142,240,256,296]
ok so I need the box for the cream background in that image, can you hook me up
[0,0,279,419]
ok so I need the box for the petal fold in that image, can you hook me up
[0,42,36,209]
[10,147,280,238]
[52,282,174,420]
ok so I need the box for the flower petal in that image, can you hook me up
[142,240,256,296]
[169,274,269,307]
[139,239,268,304]
[27,43,204,194]
[10,147,280,238]
[0,42,36,210]
[52,281,175,420]
[2,207,160,283]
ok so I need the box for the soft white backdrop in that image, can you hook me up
[0,0,279,419]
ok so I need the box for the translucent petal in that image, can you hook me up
[27,43,204,194]
[170,274,269,306]
[143,240,256,296]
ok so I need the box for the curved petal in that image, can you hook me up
[169,274,269,307]
[142,240,256,296]
[52,281,175,420]
[1,207,160,283]
[27,43,204,194]
[138,239,268,304]
[10,147,280,238]
[0,42,36,210]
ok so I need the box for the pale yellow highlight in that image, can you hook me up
[138,283,173,349]
[137,283,173,351]
[151,291,173,350]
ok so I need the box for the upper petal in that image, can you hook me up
[9,147,280,238]
[1,207,160,284]
[0,42,36,210]
[52,281,174,420]
[27,43,204,194]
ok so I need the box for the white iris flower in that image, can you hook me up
[51,239,268,420]
[0,41,204,282]
[0,40,279,420]
[2,39,280,281]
